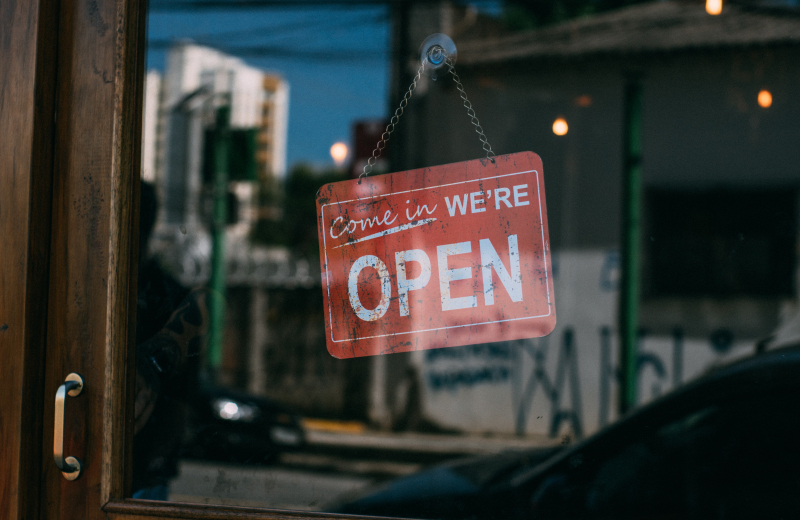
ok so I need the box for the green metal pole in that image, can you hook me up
[208,104,231,377]
[619,78,643,415]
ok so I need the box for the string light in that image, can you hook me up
[552,118,568,136]
[706,0,722,15]
[758,90,772,108]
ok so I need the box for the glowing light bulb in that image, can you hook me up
[758,90,772,108]
[552,118,568,136]
[706,0,722,15]
[330,142,348,166]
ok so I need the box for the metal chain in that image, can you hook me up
[359,53,497,182]
[447,57,496,163]
[359,63,426,183]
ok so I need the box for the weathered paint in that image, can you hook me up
[316,152,556,358]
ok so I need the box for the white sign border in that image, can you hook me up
[321,169,552,344]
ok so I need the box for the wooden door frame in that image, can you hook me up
[36,0,146,514]
[0,0,59,518]
[6,0,396,517]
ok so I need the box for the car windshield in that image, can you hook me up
[132,0,800,516]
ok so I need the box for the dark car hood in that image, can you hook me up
[335,446,561,519]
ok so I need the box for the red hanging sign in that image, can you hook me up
[316,152,556,358]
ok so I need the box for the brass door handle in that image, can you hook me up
[54,373,84,480]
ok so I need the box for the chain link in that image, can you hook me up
[359,64,426,183]
[359,51,496,183]
[447,57,496,163]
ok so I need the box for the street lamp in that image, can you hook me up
[330,142,348,166]
[552,118,568,136]
[706,0,722,15]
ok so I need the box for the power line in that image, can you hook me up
[173,11,386,42]
[146,8,390,61]
[146,40,388,61]
[150,0,398,11]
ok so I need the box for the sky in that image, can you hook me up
[146,3,503,170]
[147,6,392,170]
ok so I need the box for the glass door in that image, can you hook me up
[24,0,798,519]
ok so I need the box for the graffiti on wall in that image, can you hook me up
[417,251,753,438]
[421,324,745,438]
[425,343,515,391]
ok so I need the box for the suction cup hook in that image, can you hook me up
[420,33,457,80]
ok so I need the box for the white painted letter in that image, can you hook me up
[495,188,512,209]
[445,195,469,216]
[348,255,392,321]
[480,235,523,305]
[513,184,530,206]
[395,249,432,316]
[330,217,346,239]
[437,242,477,311]
[470,191,486,213]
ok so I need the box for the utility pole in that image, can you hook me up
[388,0,412,172]
[618,77,643,415]
[208,103,231,380]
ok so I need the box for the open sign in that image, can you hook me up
[316,152,556,358]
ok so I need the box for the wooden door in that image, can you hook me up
[1,0,391,518]
[0,0,58,518]
[23,0,146,516]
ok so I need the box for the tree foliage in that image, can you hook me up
[253,164,347,260]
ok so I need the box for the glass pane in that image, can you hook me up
[132,0,800,516]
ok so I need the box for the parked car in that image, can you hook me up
[337,344,800,519]
[184,386,305,464]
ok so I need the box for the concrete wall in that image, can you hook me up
[410,250,756,438]
[399,47,800,247]
[383,46,800,437]
[202,46,800,435]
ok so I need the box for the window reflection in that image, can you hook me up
[134,0,800,515]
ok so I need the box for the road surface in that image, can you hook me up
[167,429,555,510]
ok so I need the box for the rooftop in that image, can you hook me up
[458,1,800,64]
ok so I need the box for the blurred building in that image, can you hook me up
[258,75,290,182]
[350,120,387,178]
[375,1,800,437]
[141,43,293,280]
[161,43,288,225]
[137,4,800,437]
[141,70,162,183]
[139,44,313,392]
[162,42,288,156]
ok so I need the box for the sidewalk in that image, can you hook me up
[302,420,560,464]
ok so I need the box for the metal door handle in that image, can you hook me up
[54,373,84,480]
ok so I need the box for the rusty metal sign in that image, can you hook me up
[316,152,555,359]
